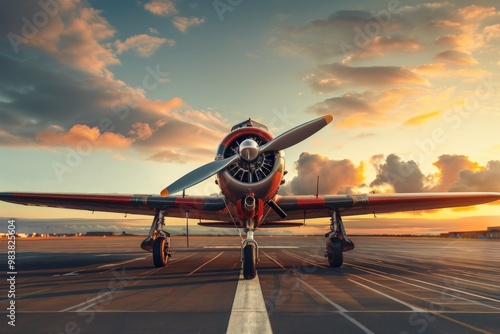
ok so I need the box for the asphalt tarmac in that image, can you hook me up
[1,235,499,334]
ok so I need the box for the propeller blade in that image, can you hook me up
[160,115,332,196]
[160,155,239,196]
[260,115,332,153]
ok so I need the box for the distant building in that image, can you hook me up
[441,226,500,239]
[86,231,115,236]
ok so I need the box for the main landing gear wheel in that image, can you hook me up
[327,237,344,268]
[243,243,257,279]
[153,236,170,267]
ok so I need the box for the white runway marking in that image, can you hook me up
[227,271,273,334]
[348,278,424,312]
[262,251,374,334]
[204,246,298,249]
[350,264,500,310]
[187,252,224,276]
[97,257,145,268]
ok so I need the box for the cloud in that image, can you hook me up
[484,24,500,42]
[149,27,160,35]
[0,129,29,146]
[370,154,427,193]
[268,9,410,62]
[345,36,422,61]
[0,2,227,162]
[352,132,375,139]
[368,154,500,194]
[128,122,154,140]
[114,34,174,57]
[0,50,224,156]
[135,119,223,151]
[305,63,430,93]
[458,4,499,22]
[280,153,365,195]
[401,110,441,127]
[449,160,500,192]
[147,150,187,163]
[433,50,478,66]
[147,147,216,163]
[307,87,444,128]
[431,155,478,191]
[5,3,120,77]
[36,124,133,149]
[144,0,177,16]
[172,16,205,32]
[268,2,500,66]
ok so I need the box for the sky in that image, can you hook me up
[1,0,500,235]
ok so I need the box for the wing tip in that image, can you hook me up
[324,115,333,124]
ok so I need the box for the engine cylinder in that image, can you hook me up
[216,127,285,204]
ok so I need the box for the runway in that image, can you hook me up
[1,235,500,333]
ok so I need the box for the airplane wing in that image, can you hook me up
[0,192,229,221]
[1,191,499,226]
[268,192,500,222]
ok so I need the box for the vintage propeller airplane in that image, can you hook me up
[1,115,500,279]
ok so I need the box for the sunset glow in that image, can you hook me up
[1,0,499,234]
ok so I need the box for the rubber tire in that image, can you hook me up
[153,236,169,267]
[243,244,257,279]
[327,237,344,268]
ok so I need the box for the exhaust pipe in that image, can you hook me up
[244,196,256,214]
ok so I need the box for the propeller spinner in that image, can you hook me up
[239,138,260,162]
[160,115,333,196]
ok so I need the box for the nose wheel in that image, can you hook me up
[241,228,258,279]
[242,242,257,279]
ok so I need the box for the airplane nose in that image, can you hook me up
[239,139,260,162]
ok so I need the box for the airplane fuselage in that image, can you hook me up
[215,119,285,228]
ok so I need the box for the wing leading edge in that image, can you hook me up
[0,192,228,221]
[1,191,499,225]
[271,192,500,221]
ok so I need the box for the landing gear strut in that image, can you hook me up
[241,228,258,279]
[141,210,171,267]
[325,210,354,268]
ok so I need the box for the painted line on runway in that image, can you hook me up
[16,310,500,314]
[402,275,500,304]
[61,267,164,312]
[203,246,298,249]
[433,272,500,289]
[262,251,374,334]
[60,254,198,313]
[348,278,424,312]
[187,252,224,276]
[348,259,500,305]
[281,249,328,268]
[349,264,500,311]
[348,275,493,334]
[226,271,273,334]
[169,252,197,263]
[97,257,145,268]
[60,291,115,312]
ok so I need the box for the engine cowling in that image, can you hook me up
[216,125,285,204]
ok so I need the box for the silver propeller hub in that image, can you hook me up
[239,139,260,162]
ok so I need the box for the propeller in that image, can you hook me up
[160,115,333,196]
